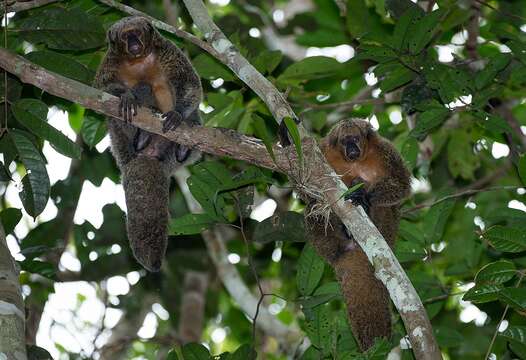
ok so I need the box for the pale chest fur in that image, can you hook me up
[117,53,174,113]
[323,146,385,188]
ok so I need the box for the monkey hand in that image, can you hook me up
[344,178,370,214]
[118,90,139,123]
[162,110,183,133]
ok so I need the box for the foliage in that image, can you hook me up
[1,0,526,359]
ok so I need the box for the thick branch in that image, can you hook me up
[0,222,27,359]
[0,32,440,360]
[178,270,208,344]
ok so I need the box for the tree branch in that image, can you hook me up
[0,0,59,15]
[0,9,440,355]
[0,222,27,359]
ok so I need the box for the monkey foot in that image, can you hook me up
[162,110,182,133]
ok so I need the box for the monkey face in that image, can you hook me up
[329,119,373,161]
[107,17,157,58]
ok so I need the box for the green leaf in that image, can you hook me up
[475,53,511,90]
[500,326,526,346]
[279,56,343,81]
[10,130,50,217]
[283,117,303,164]
[400,136,418,170]
[447,130,480,180]
[25,51,95,85]
[253,211,305,244]
[395,240,426,262]
[27,345,53,360]
[12,99,81,159]
[299,293,339,309]
[252,50,283,75]
[227,344,256,360]
[463,284,502,303]
[300,346,323,360]
[406,9,444,54]
[169,213,216,235]
[20,260,56,280]
[166,349,179,360]
[19,245,52,260]
[252,114,275,162]
[0,208,22,235]
[410,106,450,139]
[81,114,107,148]
[303,304,332,351]
[0,160,11,181]
[484,225,526,253]
[355,44,397,63]
[434,326,464,348]
[423,199,455,245]
[181,343,210,360]
[519,155,526,186]
[339,182,364,200]
[379,67,415,93]
[297,244,325,296]
[392,6,423,51]
[346,0,390,42]
[19,8,105,50]
[499,288,526,310]
[471,111,512,134]
[475,260,517,285]
[192,53,235,81]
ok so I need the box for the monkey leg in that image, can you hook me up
[333,247,391,351]
[122,155,170,272]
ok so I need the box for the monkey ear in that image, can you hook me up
[107,28,117,45]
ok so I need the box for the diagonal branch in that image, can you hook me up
[0,18,440,358]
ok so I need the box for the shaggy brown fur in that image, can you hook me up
[94,16,202,271]
[306,119,411,350]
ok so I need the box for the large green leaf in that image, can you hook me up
[10,130,50,217]
[410,104,450,140]
[484,226,526,253]
[192,53,235,81]
[297,243,325,296]
[12,99,81,159]
[346,0,390,42]
[406,9,444,54]
[25,51,95,85]
[303,304,332,351]
[253,211,305,244]
[423,199,455,245]
[81,114,107,148]
[475,260,517,285]
[475,53,511,90]
[19,7,105,50]
[279,56,343,82]
[500,326,526,346]
[20,260,55,280]
[379,66,416,93]
[181,343,210,360]
[499,288,526,310]
[283,117,303,164]
[463,284,503,303]
[392,6,423,51]
[252,114,275,161]
[227,344,257,360]
[0,208,22,235]
[169,213,216,235]
[447,129,480,180]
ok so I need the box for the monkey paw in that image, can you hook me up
[344,187,370,214]
[119,90,139,123]
[162,110,182,133]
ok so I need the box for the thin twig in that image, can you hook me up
[474,0,526,22]
[485,271,525,359]
[2,0,7,137]
[0,0,59,15]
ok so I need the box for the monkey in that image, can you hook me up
[93,16,202,272]
[304,119,411,351]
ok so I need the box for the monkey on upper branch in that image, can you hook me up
[305,119,411,351]
[94,16,202,272]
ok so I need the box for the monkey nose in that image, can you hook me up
[128,43,142,55]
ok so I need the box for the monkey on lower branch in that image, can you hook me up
[305,119,411,351]
[94,16,202,272]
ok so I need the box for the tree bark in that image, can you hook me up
[0,222,27,359]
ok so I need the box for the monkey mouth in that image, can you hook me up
[127,36,143,56]
[345,142,361,160]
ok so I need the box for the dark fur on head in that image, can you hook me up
[327,119,374,161]
[107,16,161,58]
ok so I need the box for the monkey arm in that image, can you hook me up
[159,39,202,122]
[366,141,411,207]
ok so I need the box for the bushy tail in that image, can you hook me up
[334,248,391,351]
[122,155,169,272]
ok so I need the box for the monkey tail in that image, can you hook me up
[121,155,169,272]
[333,248,391,351]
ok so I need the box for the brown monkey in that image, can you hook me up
[305,119,411,351]
[94,16,202,272]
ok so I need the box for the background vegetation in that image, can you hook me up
[1,0,526,359]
